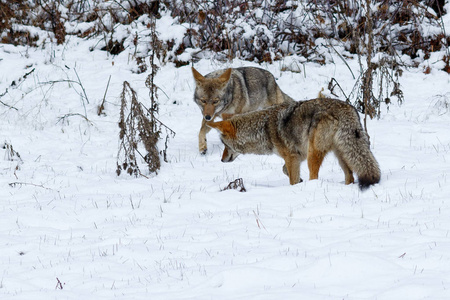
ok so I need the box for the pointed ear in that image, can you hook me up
[192,67,205,82]
[221,113,234,120]
[206,120,236,137]
[218,68,232,84]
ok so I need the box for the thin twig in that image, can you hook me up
[0,68,35,111]
[9,182,53,190]
[141,103,175,136]
[56,113,93,125]
[72,68,89,119]
[98,75,111,116]
[73,68,89,104]
[327,43,355,79]
[55,277,64,290]
[39,74,90,118]
[253,210,267,231]
[0,98,18,111]
[328,78,349,101]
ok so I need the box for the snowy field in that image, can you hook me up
[1,33,450,299]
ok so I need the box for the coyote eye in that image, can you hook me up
[200,99,207,104]
[212,99,219,104]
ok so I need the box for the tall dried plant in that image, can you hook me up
[116,14,174,177]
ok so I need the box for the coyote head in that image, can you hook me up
[192,67,232,121]
[206,120,240,162]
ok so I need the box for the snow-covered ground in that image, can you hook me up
[1,33,450,299]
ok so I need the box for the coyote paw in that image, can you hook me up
[283,164,303,184]
[199,138,207,155]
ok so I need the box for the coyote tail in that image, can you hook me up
[336,126,381,190]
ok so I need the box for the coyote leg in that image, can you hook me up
[335,152,355,185]
[283,154,302,185]
[198,118,212,154]
[307,140,326,180]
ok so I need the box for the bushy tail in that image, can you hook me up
[358,159,381,190]
[335,127,381,190]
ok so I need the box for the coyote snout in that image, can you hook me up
[202,104,216,121]
[220,146,239,162]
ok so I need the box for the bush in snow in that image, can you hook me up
[1,0,448,70]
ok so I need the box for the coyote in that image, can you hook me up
[207,98,381,190]
[192,66,293,154]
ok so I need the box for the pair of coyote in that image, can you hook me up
[192,67,380,190]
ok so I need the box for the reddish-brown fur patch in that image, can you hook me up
[307,135,326,180]
[207,120,236,138]
[276,144,301,185]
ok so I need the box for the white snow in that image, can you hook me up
[1,33,450,300]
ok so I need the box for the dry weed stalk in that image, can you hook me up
[3,142,22,163]
[222,178,247,192]
[116,14,174,178]
[3,141,23,180]
[0,68,35,111]
[97,75,111,116]
[117,81,159,176]
[324,0,405,132]
[355,1,404,131]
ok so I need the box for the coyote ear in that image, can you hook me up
[206,120,236,137]
[221,113,234,120]
[192,67,205,82]
[218,68,232,84]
